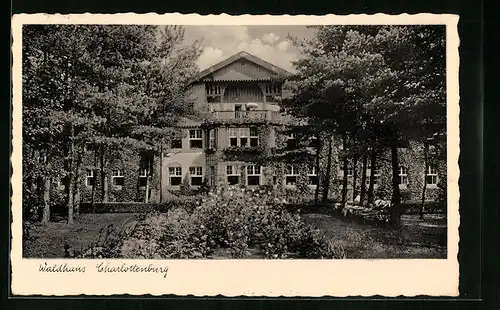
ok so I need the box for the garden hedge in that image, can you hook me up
[77,196,201,214]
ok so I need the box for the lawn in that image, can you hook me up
[301,213,447,259]
[23,213,138,258]
[23,212,447,259]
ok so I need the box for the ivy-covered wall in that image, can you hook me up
[331,141,446,203]
[69,127,445,206]
[78,148,161,203]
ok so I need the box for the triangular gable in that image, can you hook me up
[192,51,292,83]
[215,68,255,81]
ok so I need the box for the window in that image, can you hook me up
[112,170,124,187]
[285,165,299,186]
[250,127,259,147]
[426,165,438,185]
[239,128,249,147]
[399,166,408,185]
[366,167,380,185]
[265,83,281,102]
[246,165,261,186]
[171,139,182,149]
[235,104,245,119]
[85,170,95,186]
[308,135,320,148]
[189,129,203,149]
[286,133,296,148]
[169,167,182,186]
[209,130,216,149]
[340,165,353,177]
[139,168,148,187]
[229,128,238,147]
[209,166,216,186]
[308,165,318,186]
[226,165,240,185]
[84,143,96,153]
[228,127,258,147]
[206,83,222,103]
[189,166,203,186]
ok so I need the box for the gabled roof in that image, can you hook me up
[191,51,293,84]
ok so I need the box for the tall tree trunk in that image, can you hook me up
[360,154,368,204]
[321,135,334,203]
[420,143,429,219]
[144,152,151,203]
[367,147,377,204]
[91,150,97,211]
[67,124,75,224]
[100,147,108,203]
[314,140,322,204]
[41,153,52,225]
[340,135,349,210]
[352,155,358,203]
[390,144,402,228]
[73,151,82,219]
[159,145,163,203]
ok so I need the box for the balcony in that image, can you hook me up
[210,110,285,124]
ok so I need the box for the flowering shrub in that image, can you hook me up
[73,187,341,259]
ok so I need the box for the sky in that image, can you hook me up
[183,26,315,73]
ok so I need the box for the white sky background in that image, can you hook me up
[183,26,315,73]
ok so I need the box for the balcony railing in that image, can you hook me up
[211,110,284,122]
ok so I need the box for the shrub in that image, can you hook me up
[78,196,201,214]
[73,187,341,259]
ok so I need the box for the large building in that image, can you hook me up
[161,51,295,193]
[76,51,445,204]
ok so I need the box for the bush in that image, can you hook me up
[74,187,341,259]
[402,201,446,214]
[78,196,201,214]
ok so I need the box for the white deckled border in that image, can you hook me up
[10,13,460,297]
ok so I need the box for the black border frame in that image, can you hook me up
[6,0,489,308]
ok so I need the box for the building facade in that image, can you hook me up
[74,52,445,204]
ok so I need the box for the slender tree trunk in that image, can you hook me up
[67,124,75,224]
[74,151,82,219]
[352,155,358,203]
[144,152,151,203]
[360,154,368,205]
[390,144,402,228]
[100,147,108,203]
[159,145,163,203]
[321,135,334,203]
[314,140,322,204]
[367,147,377,204]
[91,150,97,212]
[420,143,429,219]
[340,136,349,209]
[41,153,52,225]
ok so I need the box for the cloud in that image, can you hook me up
[185,26,299,72]
[276,40,291,52]
[262,33,280,44]
[196,47,225,70]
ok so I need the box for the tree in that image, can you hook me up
[285,25,446,227]
[22,25,201,223]
[284,26,394,209]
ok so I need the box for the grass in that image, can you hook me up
[23,213,138,258]
[301,213,447,259]
[23,212,447,259]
